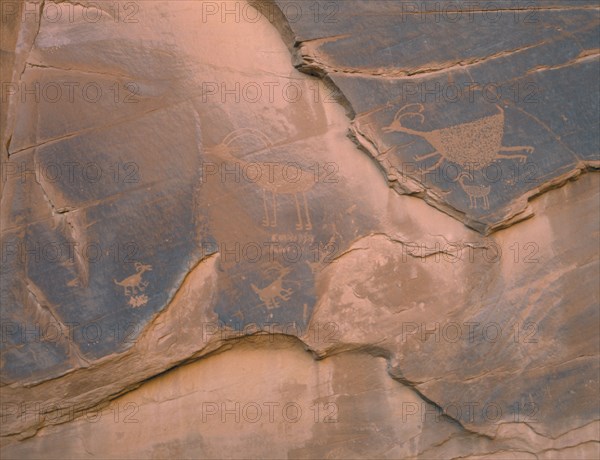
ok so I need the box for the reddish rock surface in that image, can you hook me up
[1,1,598,458]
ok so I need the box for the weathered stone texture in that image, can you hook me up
[0,1,598,458]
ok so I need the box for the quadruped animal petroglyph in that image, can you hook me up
[383,103,535,172]
[456,172,491,210]
[207,129,314,231]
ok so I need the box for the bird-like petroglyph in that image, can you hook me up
[251,264,293,309]
[114,262,152,308]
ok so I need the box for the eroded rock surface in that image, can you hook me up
[0,1,598,459]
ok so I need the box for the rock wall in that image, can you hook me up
[1,1,598,458]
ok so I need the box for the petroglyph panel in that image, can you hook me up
[1,1,598,458]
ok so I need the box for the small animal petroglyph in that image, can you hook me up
[114,262,152,308]
[456,172,491,210]
[383,103,534,172]
[251,265,293,309]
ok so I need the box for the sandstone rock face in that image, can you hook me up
[0,1,598,459]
